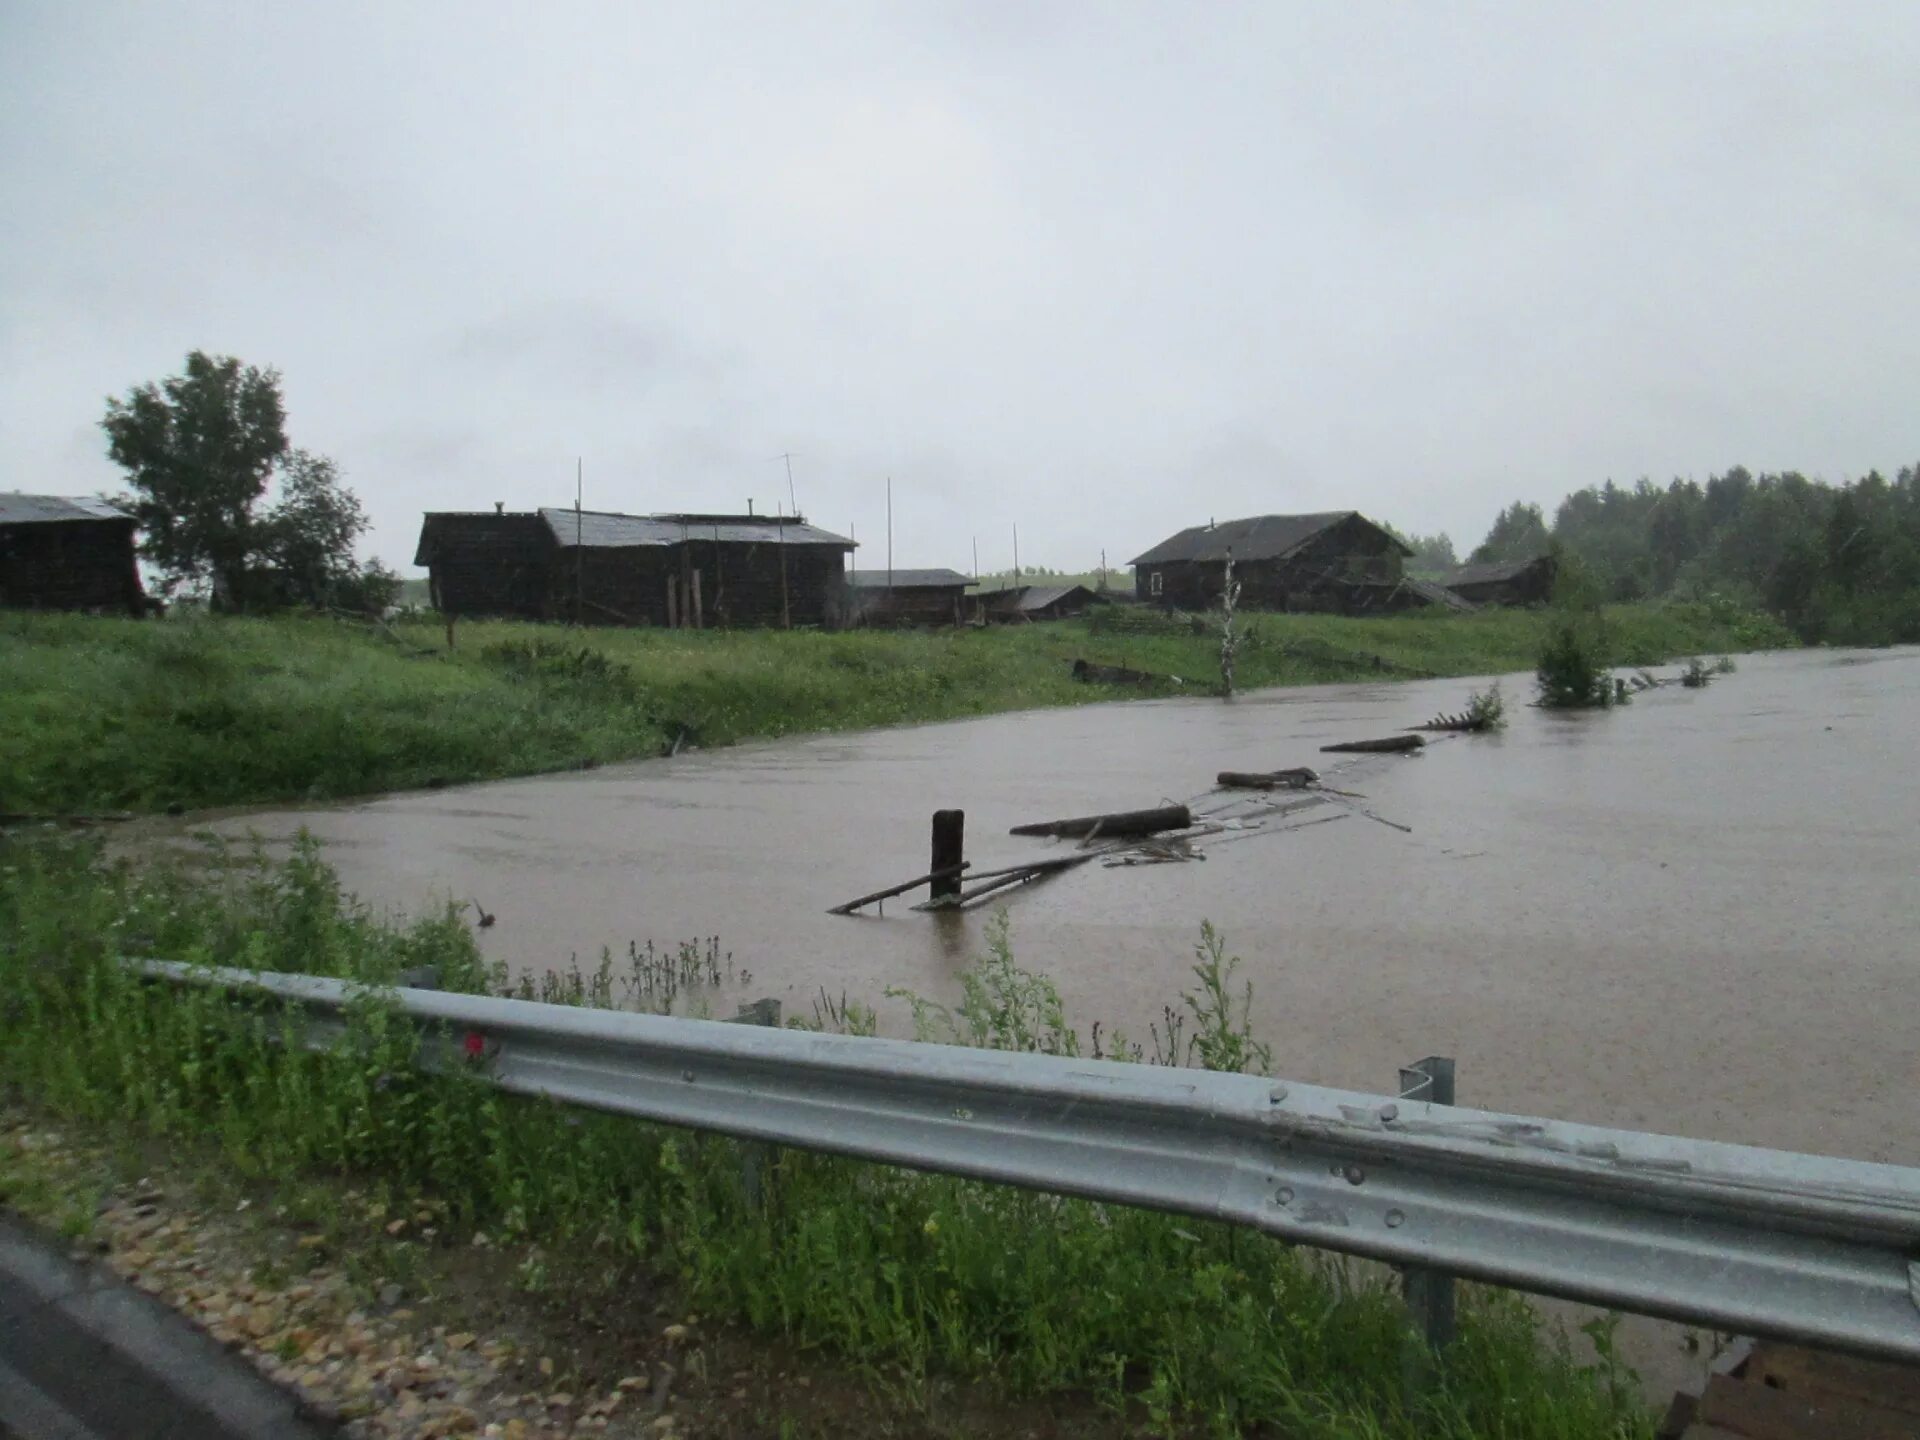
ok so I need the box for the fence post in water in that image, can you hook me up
[728,999,783,1207]
[1397,1054,1458,1377]
[930,810,966,904]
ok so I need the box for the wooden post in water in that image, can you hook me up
[930,810,965,903]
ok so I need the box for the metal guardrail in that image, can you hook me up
[130,959,1920,1362]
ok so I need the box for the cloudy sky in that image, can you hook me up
[4,3,1918,575]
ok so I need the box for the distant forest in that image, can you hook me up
[1454,464,1920,645]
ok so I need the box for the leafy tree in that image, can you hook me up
[103,353,393,612]
[260,450,370,606]
[1402,531,1458,573]
[102,351,288,604]
[1469,502,1550,565]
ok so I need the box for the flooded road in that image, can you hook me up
[158,645,1920,1392]
[172,646,1919,1164]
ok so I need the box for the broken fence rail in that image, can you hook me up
[127,958,1920,1363]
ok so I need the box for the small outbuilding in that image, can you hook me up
[972,583,1110,623]
[414,506,856,626]
[1443,554,1558,607]
[845,568,972,627]
[0,493,146,614]
[1130,512,1412,614]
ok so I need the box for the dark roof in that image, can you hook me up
[846,568,971,590]
[1129,512,1410,566]
[975,583,1108,612]
[1396,577,1476,612]
[539,508,853,550]
[0,493,127,525]
[1445,555,1554,587]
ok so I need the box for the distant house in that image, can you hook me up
[972,582,1109,623]
[1444,554,1558,607]
[1129,512,1412,614]
[0,494,146,614]
[845,568,972,627]
[414,506,856,627]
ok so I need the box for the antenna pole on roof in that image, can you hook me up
[776,499,791,630]
[574,457,583,626]
[1012,522,1020,587]
[972,536,978,581]
[886,476,893,594]
[773,452,799,517]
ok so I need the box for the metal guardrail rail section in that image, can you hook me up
[131,960,1920,1362]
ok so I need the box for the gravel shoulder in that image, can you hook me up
[1,1107,1121,1440]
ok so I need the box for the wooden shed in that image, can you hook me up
[1443,554,1558,606]
[0,493,146,614]
[414,507,855,627]
[972,583,1109,623]
[1129,512,1412,614]
[845,569,972,627]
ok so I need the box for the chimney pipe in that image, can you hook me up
[748,498,754,515]
[495,501,504,515]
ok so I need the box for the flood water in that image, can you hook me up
[154,646,1920,1389]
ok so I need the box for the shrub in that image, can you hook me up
[1535,620,1617,709]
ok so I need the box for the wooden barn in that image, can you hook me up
[845,569,972,627]
[414,506,855,627]
[0,493,146,614]
[1129,512,1412,614]
[972,582,1109,623]
[1443,554,1558,606]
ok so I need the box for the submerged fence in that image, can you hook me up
[129,959,1920,1363]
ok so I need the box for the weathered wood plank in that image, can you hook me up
[1697,1372,1915,1440]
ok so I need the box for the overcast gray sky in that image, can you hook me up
[5,2,1918,575]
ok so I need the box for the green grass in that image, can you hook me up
[0,599,1792,814]
[0,837,1655,1439]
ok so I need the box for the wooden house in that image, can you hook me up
[1443,554,1558,606]
[972,583,1109,623]
[414,506,855,627]
[1129,512,1412,614]
[0,493,146,614]
[844,568,972,627]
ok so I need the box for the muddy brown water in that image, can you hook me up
[148,645,1920,1394]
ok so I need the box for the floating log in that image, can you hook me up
[1319,735,1425,755]
[1409,710,1489,733]
[1010,804,1192,839]
[828,862,971,915]
[1217,768,1319,790]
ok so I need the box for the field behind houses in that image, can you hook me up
[0,600,1790,816]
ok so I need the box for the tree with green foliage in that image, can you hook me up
[260,449,371,607]
[1400,530,1458,574]
[1469,502,1550,565]
[103,352,395,612]
[102,351,288,604]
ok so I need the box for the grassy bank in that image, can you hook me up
[0,600,1790,814]
[0,838,1655,1438]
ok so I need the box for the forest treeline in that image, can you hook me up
[1463,464,1920,644]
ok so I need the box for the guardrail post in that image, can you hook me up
[1398,1055,1457,1392]
[728,999,782,1208]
